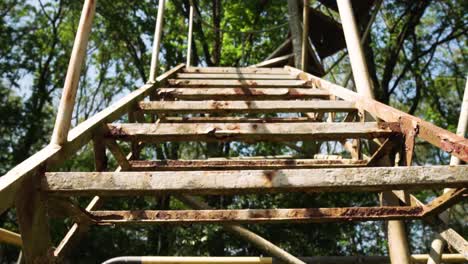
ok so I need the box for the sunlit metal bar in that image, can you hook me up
[101,254,468,264]
[336,1,411,262]
[0,228,22,247]
[427,79,468,264]
[301,0,309,71]
[51,0,97,145]
[103,257,271,264]
[149,0,166,82]
[42,166,468,196]
[88,207,426,224]
[336,0,374,98]
[186,1,194,67]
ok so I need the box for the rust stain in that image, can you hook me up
[158,90,176,100]
[441,138,468,160]
[252,89,265,95]
[91,205,431,224]
[86,0,95,18]
[234,88,245,95]
[263,170,277,183]
[108,125,127,137]
[250,81,258,87]
[226,124,240,130]
[211,101,228,109]
[379,122,402,133]
[287,88,301,97]
[340,207,424,218]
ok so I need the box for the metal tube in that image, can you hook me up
[427,79,468,264]
[336,1,411,263]
[50,0,97,146]
[336,0,374,99]
[186,3,194,67]
[450,78,468,165]
[342,0,383,87]
[103,257,272,264]
[301,254,467,264]
[101,255,467,264]
[149,0,166,82]
[300,0,309,71]
[0,228,22,247]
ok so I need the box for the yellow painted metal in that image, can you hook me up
[412,254,466,263]
[141,257,272,264]
[0,228,22,247]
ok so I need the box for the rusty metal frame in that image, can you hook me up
[287,66,468,162]
[46,188,466,226]
[128,159,368,171]
[1,47,467,264]
[0,0,464,261]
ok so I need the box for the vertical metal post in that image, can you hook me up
[287,0,302,69]
[16,169,52,263]
[51,0,97,146]
[336,0,374,99]
[301,0,309,71]
[149,0,166,82]
[186,3,194,67]
[427,79,468,264]
[336,1,411,263]
[449,78,468,165]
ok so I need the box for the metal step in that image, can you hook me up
[138,100,356,114]
[106,122,398,142]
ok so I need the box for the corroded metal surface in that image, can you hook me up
[106,122,398,143]
[288,66,468,162]
[3,63,468,262]
[158,117,318,123]
[168,79,310,88]
[155,87,330,100]
[88,207,426,224]
[423,188,467,216]
[182,67,289,74]
[42,166,468,196]
[176,73,298,79]
[399,116,419,165]
[138,100,356,114]
[129,159,368,171]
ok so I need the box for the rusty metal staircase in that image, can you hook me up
[1,0,467,263]
[1,64,465,263]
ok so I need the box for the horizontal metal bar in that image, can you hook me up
[101,255,468,264]
[103,256,271,264]
[88,207,426,224]
[168,79,309,87]
[176,73,297,79]
[253,54,295,68]
[42,166,468,196]
[0,228,22,247]
[158,117,319,123]
[128,159,368,171]
[155,88,330,100]
[106,122,398,143]
[138,100,356,114]
[183,67,289,74]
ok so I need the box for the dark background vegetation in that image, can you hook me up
[0,0,466,263]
